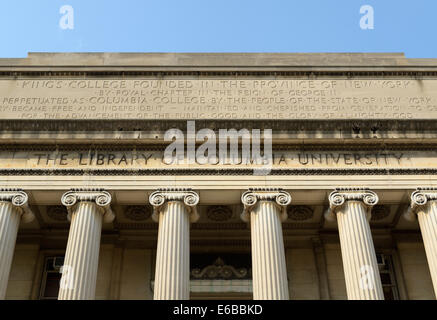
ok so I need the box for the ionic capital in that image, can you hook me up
[0,188,34,223]
[149,188,200,223]
[61,188,114,223]
[325,187,379,222]
[241,188,291,222]
[404,188,437,222]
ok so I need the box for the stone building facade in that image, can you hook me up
[0,53,436,300]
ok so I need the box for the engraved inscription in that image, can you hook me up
[1,79,436,120]
[0,149,427,170]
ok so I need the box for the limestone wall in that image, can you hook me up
[397,242,435,300]
[324,243,347,300]
[286,248,320,299]
[119,249,153,300]
[5,244,39,299]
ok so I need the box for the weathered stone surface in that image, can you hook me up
[0,78,436,120]
[1,53,437,121]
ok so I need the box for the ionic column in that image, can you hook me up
[149,188,199,300]
[0,189,34,299]
[58,189,114,300]
[241,188,291,300]
[325,188,384,300]
[404,188,437,297]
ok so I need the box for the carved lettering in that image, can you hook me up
[0,79,435,120]
[0,150,420,171]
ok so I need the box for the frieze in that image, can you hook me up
[2,78,437,120]
[0,148,424,171]
[0,149,409,165]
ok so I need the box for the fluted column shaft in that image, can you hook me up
[0,189,34,300]
[154,201,190,299]
[417,202,437,296]
[0,202,21,299]
[251,201,288,299]
[406,188,437,297]
[336,201,383,299]
[58,202,103,300]
[241,188,291,300]
[58,189,113,300]
[149,188,199,300]
[327,188,384,300]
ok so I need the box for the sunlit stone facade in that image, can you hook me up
[0,53,436,300]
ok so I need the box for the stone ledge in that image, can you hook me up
[0,52,414,67]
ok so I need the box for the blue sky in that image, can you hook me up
[0,0,434,58]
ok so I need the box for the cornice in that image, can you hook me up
[1,52,437,69]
